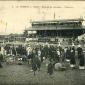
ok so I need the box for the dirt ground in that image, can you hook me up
[0,62,85,85]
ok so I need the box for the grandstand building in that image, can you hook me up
[26,18,85,42]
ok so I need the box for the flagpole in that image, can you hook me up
[54,12,55,20]
[5,22,7,35]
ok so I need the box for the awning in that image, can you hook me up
[27,26,84,31]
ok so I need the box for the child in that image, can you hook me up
[47,61,54,76]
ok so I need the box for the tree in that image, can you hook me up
[23,30,28,38]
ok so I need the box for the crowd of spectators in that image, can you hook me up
[0,42,84,76]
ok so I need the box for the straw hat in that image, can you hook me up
[78,44,81,47]
[72,43,75,47]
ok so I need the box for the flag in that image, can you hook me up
[0,19,7,27]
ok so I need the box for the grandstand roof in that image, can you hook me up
[27,18,85,31]
[32,18,83,25]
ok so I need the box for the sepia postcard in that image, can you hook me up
[0,1,85,85]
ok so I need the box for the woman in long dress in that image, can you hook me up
[77,45,85,69]
[70,47,76,68]
[79,51,85,69]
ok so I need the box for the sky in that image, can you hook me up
[0,1,85,35]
